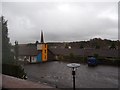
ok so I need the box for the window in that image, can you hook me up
[45,44,47,48]
[45,55,46,59]
[45,50,46,53]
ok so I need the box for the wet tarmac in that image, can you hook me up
[23,61,118,88]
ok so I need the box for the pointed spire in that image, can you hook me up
[41,30,44,43]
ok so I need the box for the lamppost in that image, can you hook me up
[67,63,80,90]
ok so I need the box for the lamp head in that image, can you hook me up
[67,63,80,70]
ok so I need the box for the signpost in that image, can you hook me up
[67,63,80,90]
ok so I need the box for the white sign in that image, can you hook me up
[37,44,42,50]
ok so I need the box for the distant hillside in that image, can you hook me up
[47,38,119,49]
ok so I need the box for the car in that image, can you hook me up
[87,57,98,66]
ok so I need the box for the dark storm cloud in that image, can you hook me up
[2,2,118,44]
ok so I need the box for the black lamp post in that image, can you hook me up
[67,63,80,90]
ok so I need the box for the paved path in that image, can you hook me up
[2,74,54,89]
[24,61,118,88]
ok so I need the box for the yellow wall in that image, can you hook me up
[42,44,48,62]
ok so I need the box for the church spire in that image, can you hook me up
[41,30,44,43]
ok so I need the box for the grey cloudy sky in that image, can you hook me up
[2,1,118,44]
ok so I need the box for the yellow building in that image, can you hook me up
[42,44,48,62]
[36,31,48,62]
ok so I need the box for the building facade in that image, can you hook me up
[18,31,49,63]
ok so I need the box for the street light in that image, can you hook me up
[67,63,80,90]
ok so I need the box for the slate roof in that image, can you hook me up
[49,48,118,58]
[18,44,118,58]
[18,44,38,56]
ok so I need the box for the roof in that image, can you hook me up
[17,43,118,58]
[49,48,118,58]
[49,48,84,56]
[18,44,38,56]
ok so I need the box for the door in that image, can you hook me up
[37,53,42,62]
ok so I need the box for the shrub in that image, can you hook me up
[2,64,27,79]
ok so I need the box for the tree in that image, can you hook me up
[1,16,27,79]
[95,44,100,49]
[69,53,75,60]
[109,43,116,49]
[35,40,39,46]
[80,44,84,49]
[94,53,99,59]
[65,43,68,49]
[1,16,14,64]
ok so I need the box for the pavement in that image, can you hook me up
[23,61,118,88]
[2,74,54,89]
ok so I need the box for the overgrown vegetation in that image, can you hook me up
[1,16,14,64]
[2,64,26,79]
[1,16,26,79]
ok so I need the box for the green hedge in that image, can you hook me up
[2,64,26,79]
[60,55,87,63]
[58,55,120,66]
